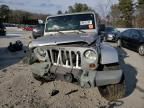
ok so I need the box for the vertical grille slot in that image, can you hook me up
[66,51,70,66]
[52,49,59,63]
[71,51,76,67]
[47,48,81,69]
[77,51,81,67]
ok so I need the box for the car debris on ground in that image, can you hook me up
[8,40,23,52]
[51,89,59,96]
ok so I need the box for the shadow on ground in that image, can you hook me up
[0,35,21,38]
[136,85,144,93]
[0,46,27,70]
[102,46,138,108]
[116,47,137,97]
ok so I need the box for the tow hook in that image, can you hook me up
[64,73,74,83]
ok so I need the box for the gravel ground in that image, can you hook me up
[0,28,144,108]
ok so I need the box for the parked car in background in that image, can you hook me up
[32,24,44,39]
[4,23,16,27]
[117,29,144,56]
[0,23,6,36]
[23,25,34,31]
[103,26,120,42]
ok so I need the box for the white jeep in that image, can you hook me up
[27,12,125,100]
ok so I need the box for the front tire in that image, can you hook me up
[103,36,107,42]
[98,75,125,101]
[32,35,37,39]
[138,44,144,56]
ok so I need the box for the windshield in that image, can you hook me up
[105,27,115,33]
[45,13,95,32]
[36,24,45,29]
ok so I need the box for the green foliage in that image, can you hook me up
[0,4,48,24]
[137,0,144,14]
[109,0,144,27]
[67,3,93,13]
[138,0,144,6]
[110,4,120,18]
[110,4,121,27]
[118,0,133,27]
[0,5,10,22]
[57,10,63,14]
[136,0,144,27]
[0,5,10,16]
[0,3,98,24]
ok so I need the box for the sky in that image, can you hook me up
[0,0,119,17]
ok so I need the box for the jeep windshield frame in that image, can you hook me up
[45,13,96,33]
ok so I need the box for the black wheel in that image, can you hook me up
[0,32,6,36]
[33,36,37,39]
[117,39,121,47]
[98,75,125,101]
[138,44,144,56]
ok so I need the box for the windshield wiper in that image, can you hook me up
[77,29,86,33]
[73,29,86,34]
[55,30,64,34]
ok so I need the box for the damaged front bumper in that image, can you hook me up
[80,69,122,87]
[30,62,123,88]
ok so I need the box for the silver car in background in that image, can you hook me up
[27,12,125,101]
[104,26,120,42]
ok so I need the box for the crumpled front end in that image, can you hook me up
[28,45,98,76]
[27,43,123,88]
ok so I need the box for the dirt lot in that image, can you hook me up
[0,28,144,108]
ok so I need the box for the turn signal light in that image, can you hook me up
[89,64,96,69]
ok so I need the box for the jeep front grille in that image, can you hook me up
[47,48,82,69]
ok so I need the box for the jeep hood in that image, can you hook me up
[29,33,97,48]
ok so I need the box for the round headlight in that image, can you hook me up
[84,50,97,61]
[108,34,113,37]
[34,47,48,61]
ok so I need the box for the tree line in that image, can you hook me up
[57,3,94,14]
[0,4,48,24]
[109,0,144,27]
[0,3,100,25]
[1,1,143,28]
